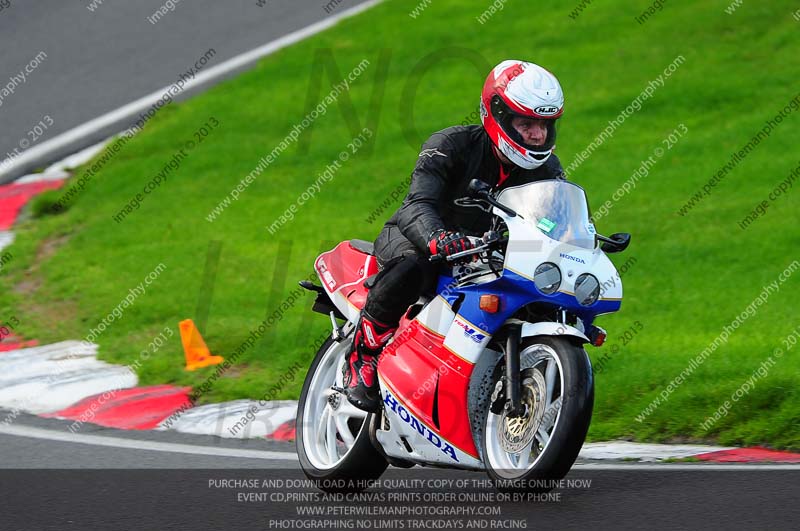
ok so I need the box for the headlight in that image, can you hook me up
[534,262,561,294]
[575,274,600,306]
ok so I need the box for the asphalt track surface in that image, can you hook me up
[1,413,798,530]
[0,0,372,164]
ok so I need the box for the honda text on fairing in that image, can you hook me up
[296,178,631,490]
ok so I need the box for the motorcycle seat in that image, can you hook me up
[349,239,375,255]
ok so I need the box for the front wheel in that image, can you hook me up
[296,334,388,491]
[481,336,593,490]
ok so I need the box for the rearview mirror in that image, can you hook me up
[468,179,491,198]
[599,232,631,253]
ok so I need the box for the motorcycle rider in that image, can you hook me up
[344,60,567,412]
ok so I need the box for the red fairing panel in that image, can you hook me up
[315,241,378,311]
[379,318,479,459]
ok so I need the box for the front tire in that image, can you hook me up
[481,336,593,491]
[296,334,388,491]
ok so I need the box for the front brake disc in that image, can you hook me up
[498,367,547,454]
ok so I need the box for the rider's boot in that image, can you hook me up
[344,311,397,412]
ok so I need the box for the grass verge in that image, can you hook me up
[1,1,798,448]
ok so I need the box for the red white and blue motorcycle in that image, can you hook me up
[297,178,631,489]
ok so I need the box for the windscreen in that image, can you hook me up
[496,180,596,249]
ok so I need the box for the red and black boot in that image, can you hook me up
[343,312,397,412]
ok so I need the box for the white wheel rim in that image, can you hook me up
[484,344,564,479]
[302,335,369,470]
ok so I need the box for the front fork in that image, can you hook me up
[489,315,602,418]
[490,321,525,418]
[504,322,524,417]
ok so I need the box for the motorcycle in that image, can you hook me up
[296,178,631,490]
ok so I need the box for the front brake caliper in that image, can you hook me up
[490,378,506,414]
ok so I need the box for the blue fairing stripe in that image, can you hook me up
[434,268,620,336]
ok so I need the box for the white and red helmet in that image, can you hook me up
[480,60,564,169]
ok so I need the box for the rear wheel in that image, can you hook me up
[296,334,388,491]
[481,336,593,491]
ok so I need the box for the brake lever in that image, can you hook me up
[452,197,492,212]
[470,191,517,218]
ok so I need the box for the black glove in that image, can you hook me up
[428,230,475,263]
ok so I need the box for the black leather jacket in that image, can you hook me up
[381,125,565,252]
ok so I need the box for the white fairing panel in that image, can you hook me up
[501,209,622,302]
[377,383,483,470]
[416,296,491,365]
[413,296,456,336]
[520,322,589,342]
[331,290,362,324]
[442,316,491,365]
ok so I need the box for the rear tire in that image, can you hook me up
[481,336,593,492]
[296,335,388,492]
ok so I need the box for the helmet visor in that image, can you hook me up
[490,95,558,157]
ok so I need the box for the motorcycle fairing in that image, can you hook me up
[409,295,456,336]
[376,226,623,469]
[501,210,623,304]
[377,377,484,470]
[378,311,483,467]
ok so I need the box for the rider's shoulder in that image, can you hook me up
[425,124,483,149]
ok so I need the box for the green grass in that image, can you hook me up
[1,0,799,448]
[661,457,701,463]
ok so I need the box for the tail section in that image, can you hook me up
[314,240,379,323]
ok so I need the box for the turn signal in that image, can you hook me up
[479,295,500,313]
[591,327,607,347]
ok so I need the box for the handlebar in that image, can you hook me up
[429,231,507,263]
[428,180,514,264]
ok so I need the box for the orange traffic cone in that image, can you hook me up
[179,319,224,371]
